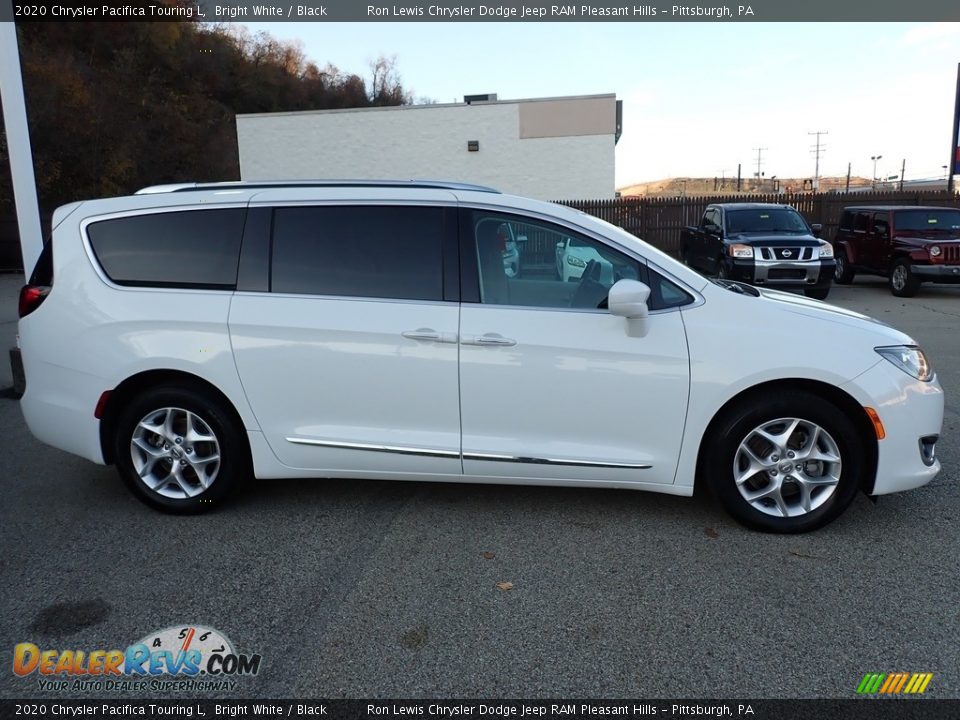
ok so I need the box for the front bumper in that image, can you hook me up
[841,359,943,495]
[910,264,960,283]
[724,257,835,288]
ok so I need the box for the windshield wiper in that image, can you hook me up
[711,278,759,296]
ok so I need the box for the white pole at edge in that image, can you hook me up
[0,17,43,276]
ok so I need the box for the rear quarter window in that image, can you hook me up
[86,208,246,289]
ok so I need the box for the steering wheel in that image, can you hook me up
[570,260,606,308]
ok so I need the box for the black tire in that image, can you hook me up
[114,385,247,514]
[804,287,830,300]
[889,259,919,298]
[834,251,854,284]
[702,390,864,533]
[717,260,729,279]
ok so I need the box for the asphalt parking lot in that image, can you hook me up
[0,272,957,700]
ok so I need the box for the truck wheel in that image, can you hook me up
[702,390,863,533]
[834,251,854,284]
[889,260,919,298]
[804,287,830,300]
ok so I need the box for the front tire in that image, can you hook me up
[114,385,246,514]
[702,390,863,533]
[889,259,919,297]
[804,287,830,300]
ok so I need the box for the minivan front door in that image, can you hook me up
[458,210,690,487]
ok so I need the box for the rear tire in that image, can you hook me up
[834,251,854,284]
[114,385,246,514]
[702,390,863,533]
[889,259,919,297]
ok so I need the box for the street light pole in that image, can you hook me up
[871,155,883,190]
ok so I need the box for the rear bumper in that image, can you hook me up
[910,264,960,282]
[9,347,25,398]
[20,357,107,465]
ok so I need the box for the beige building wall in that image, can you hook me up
[236,95,618,200]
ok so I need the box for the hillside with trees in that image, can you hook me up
[0,17,411,267]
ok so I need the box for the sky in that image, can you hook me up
[241,21,960,188]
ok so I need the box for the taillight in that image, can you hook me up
[18,285,50,318]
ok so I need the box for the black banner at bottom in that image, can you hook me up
[3,700,957,720]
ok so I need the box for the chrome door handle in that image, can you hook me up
[402,329,457,343]
[464,333,517,347]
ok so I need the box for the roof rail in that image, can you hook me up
[135,180,501,195]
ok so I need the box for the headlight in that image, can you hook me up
[567,256,586,268]
[727,243,754,259]
[819,242,834,258]
[875,346,933,382]
[929,245,941,257]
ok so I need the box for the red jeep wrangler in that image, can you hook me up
[833,205,960,297]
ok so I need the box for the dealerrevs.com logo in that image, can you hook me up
[13,625,262,692]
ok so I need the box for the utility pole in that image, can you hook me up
[809,130,828,192]
[949,62,959,194]
[845,162,851,192]
[752,147,767,189]
[737,163,742,192]
[899,159,906,191]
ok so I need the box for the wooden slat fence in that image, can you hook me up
[559,190,960,257]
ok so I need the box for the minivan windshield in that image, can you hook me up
[726,208,810,235]
[895,210,960,233]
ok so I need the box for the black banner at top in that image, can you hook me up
[4,0,960,22]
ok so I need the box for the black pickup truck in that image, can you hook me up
[680,203,836,299]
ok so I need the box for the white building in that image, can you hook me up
[236,93,622,200]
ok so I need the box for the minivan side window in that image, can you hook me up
[270,206,445,301]
[87,208,246,289]
[470,211,641,310]
[467,211,692,312]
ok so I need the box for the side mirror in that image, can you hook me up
[556,241,565,250]
[810,223,823,237]
[608,279,650,319]
[704,223,722,236]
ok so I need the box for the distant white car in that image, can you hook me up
[556,236,611,282]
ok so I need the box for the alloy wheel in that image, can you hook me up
[130,407,221,499]
[732,417,842,518]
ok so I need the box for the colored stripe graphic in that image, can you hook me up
[856,672,932,694]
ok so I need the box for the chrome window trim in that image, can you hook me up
[234,290,459,308]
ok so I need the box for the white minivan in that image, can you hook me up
[17,181,943,532]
